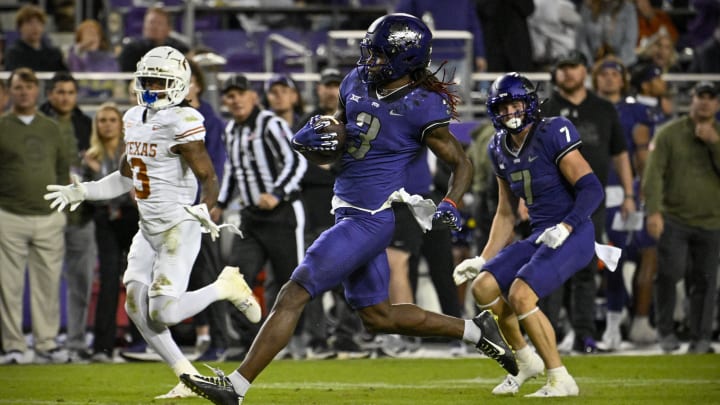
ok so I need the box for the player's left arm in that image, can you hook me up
[174,141,219,209]
[425,125,473,204]
[557,149,602,233]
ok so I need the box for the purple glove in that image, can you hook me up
[291,115,339,152]
[433,198,462,231]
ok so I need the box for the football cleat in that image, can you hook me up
[155,381,198,399]
[180,365,243,405]
[492,349,544,395]
[525,373,579,397]
[472,310,519,376]
[216,266,262,323]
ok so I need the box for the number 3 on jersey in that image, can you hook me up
[129,157,151,199]
[348,112,380,159]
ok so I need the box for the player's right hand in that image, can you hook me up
[292,116,339,152]
[44,174,87,212]
[453,256,486,285]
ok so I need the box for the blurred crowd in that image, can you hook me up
[0,0,718,365]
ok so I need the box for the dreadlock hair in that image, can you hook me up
[410,62,460,120]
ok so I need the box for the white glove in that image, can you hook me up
[44,174,87,212]
[535,224,571,249]
[183,203,243,242]
[453,256,486,285]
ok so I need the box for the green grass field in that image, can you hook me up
[1,355,719,404]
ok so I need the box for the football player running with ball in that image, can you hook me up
[44,46,260,399]
[453,73,610,397]
[181,13,518,405]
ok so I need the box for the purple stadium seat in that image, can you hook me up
[196,30,266,72]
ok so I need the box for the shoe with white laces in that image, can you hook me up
[525,373,579,397]
[472,310,519,376]
[155,381,199,399]
[180,365,243,405]
[216,266,262,323]
[492,349,544,395]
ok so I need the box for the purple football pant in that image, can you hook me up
[291,207,394,309]
[484,220,595,299]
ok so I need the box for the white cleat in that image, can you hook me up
[216,266,262,323]
[525,373,579,397]
[154,381,199,399]
[598,328,622,352]
[492,349,544,395]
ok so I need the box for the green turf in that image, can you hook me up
[1,355,719,404]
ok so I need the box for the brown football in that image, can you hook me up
[300,115,346,165]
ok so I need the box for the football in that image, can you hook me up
[301,115,347,165]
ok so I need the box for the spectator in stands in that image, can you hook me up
[591,56,660,350]
[0,79,9,112]
[527,0,582,70]
[684,0,720,48]
[67,19,120,99]
[117,7,189,72]
[635,0,679,46]
[83,102,139,364]
[264,74,304,131]
[395,0,487,84]
[688,25,720,73]
[636,30,683,73]
[4,5,67,72]
[475,0,535,72]
[643,81,720,354]
[576,0,639,67]
[38,72,95,363]
[629,61,673,121]
[0,68,71,365]
[296,68,343,132]
[541,51,636,354]
[182,58,231,364]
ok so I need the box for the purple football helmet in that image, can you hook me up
[357,13,432,84]
[486,72,539,134]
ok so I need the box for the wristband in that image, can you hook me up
[441,197,457,208]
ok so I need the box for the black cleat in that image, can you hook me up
[180,365,243,405]
[473,310,519,376]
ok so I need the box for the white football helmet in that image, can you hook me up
[134,46,190,110]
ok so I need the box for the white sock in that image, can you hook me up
[634,316,651,328]
[171,358,197,377]
[228,371,251,396]
[606,311,622,331]
[515,345,533,363]
[547,366,569,377]
[462,319,481,344]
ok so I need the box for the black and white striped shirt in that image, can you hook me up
[218,107,307,209]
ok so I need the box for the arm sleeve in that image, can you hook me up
[562,172,604,229]
[267,118,307,197]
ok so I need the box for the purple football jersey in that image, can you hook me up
[488,116,584,231]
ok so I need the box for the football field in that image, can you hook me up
[1,354,719,404]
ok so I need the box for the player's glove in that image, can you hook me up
[184,203,243,242]
[453,256,486,285]
[433,198,462,231]
[44,174,87,212]
[535,223,570,249]
[291,115,339,152]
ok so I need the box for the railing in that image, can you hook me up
[263,33,316,103]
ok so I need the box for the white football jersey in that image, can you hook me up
[123,105,206,234]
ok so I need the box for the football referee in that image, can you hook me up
[211,74,308,335]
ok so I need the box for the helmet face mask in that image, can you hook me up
[134,46,190,109]
[486,73,539,135]
[357,13,432,84]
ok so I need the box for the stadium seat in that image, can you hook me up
[196,30,266,72]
